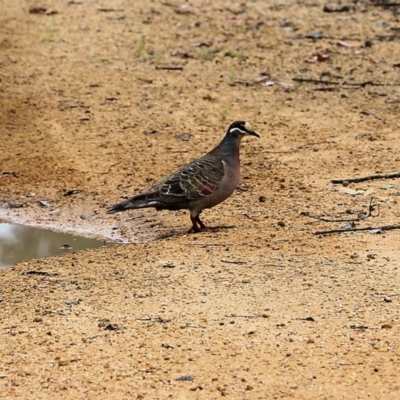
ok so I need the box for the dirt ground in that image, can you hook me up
[1,0,400,398]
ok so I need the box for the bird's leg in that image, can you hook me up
[195,214,207,229]
[188,211,210,233]
[188,212,217,233]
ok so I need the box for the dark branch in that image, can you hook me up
[314,224,400,236]
[293,77,400,87]
[332,171,400,184]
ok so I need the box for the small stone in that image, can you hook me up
[277,220,285,227]
[259,195,266,202]
[365,39,373,47]
[39,200,50,207]
[383,297,392,303]
[175,375,194,382]
[104,323,120,331]
[80,213,94,220]
[59,244,73,250]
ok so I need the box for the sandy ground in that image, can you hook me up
[1,0,400,398]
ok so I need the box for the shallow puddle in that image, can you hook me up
[0,223,108,269]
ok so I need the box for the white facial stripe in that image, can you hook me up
[244,121,253,131]
[229,127,247,135]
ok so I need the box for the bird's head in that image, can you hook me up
[227,121,260,139]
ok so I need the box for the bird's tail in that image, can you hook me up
[107,194,154,214]
[107,200,133,214]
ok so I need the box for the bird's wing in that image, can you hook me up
[146,157,225,202]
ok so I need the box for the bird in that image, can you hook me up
[107,120,260,232]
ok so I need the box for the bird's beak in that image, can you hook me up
[248,130,260,138]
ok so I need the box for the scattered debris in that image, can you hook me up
[342,222,356,231]
[170,48,190,58]
[315,224,400,236]
[175,375,194,382]
[192,39,214,47]
[80,213,95,220]
[2,171,18,177]
[29,6,58,15]
[64,298,81,305]
[97,8,124,12]
[350,325,368,330]
[1,202,24,209]
[174,134,191,141]
[104,323,120,331]
[174,5,193,14]
[307,53,329,63]
[59,244,73,250]
[227,314,269,318]
[306,31,323,40]
[39,200,50,207]
[22,270,59,276]
[323,5,350,13]
[295,316,315,322]
[337,40,354,48]
[221,259,247,264]
[162,262,175,268]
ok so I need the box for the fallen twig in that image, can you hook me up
[293,77,400,87]
[136,316,171,323]
[332,171,400,184]
[221,259,247,264]
[188,243,232,247]
[264,264,286,268]
[315,224,400,236]
[372,2,400,7]
[226,314,269,318]
[293,78,340,85]
[155,65,184,71]
[302,198,379,222]
[22,270,59,276]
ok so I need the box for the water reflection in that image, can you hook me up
[0,223,107,269]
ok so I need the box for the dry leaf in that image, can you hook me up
[338,187,362,195]
[337,40,353,48]
[170,48,189,58]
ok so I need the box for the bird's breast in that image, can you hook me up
[221,158,240,189]
[205,159,240,208]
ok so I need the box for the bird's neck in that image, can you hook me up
[217,135,241,164]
